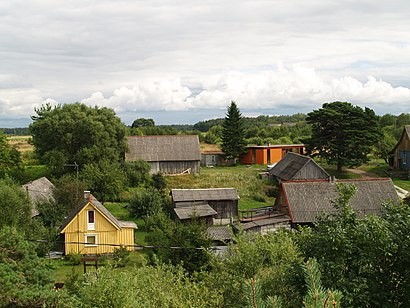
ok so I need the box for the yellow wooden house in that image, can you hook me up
[59,192,137,255]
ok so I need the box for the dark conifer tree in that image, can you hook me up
[221,101,247,162]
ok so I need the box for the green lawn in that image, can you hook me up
[165,165,275,211]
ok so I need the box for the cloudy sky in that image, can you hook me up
[1,0,410,127]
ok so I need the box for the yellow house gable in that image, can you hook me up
[60,201,120,234]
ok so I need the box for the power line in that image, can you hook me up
[28,239,223,251]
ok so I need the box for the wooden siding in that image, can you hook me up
[393,135,410,170]
[292,160,330,180]
[63,204,134,254]
[208,200,238,219]
[149,160,200,174]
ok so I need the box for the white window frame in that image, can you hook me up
[87,210,95,230]
[84,234,98,247]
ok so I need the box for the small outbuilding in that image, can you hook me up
[22,177,55,217]
[389,125,410,171]
[59,192,137,255]
[240,144,305,165]
[234,215,291,235]
[269,152,330,183]
[126,135,201,174]
[274,178,400,225]
[173,201,217,225]
[171,188,239,225]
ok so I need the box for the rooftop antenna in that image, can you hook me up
[64,162,79,199]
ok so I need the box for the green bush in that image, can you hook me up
[111,246,130,268]
[65,253,82,266]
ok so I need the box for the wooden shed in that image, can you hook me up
[22,177,55,217]
[171,188,239,225]
[234,215,291,235]
[201,151,229,167]
[389,125,410,170]
[126,135,201,174]
[59,192,137,255]
[274,178,400,225]
[240,144,305,165]
[269,152,330,183]
[173,201,217,225]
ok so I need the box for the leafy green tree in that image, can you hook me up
[0,227,65,306]
[145,211,212,273]
[123,160,151,187]
[29,103,127,176]
[0,179,31,230]
[221,101,247,162]
[373,131,397,163]
[53,174,88,215]
[306,102,381,171]
[128,187,163,218]
[131,118,155,128]
[81,159,127,202]
[0,134,23,180]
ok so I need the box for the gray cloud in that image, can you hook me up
[1,0,410,126]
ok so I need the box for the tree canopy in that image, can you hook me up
[29,103,127,176]
[306,101,381,171]
[221,101,247,161]
[0,134,23,180]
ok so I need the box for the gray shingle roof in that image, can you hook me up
[391,125,410,153]
[239,216,291,230]
[59,195,137,233]
[22,177,55,217]
[206,226,233,241]
[173,202,217,220]
[269,152,329,181]
[125,135,201,162]
[171,188,239,203]
[281,178,400,223]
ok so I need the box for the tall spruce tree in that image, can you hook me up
[221,101,247,162]
[306,101,381,171]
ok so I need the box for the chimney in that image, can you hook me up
[84,190,91,201]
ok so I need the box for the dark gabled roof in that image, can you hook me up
[171,188,239,203]
[391,125,410,153]
[125,135,201,162]
[246,144,305,149]
[59,195,137,233]
[269,152,329,181]
[173,202,217,220]
[22,177,55,217]
[281,178,400,224]
[206,226,233,241]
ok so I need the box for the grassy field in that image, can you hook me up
[165,164,275,211]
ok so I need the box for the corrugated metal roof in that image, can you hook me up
[171,188,239,202]
[59,195,137,232]
[125,135,201,162]
[281,178,400,223]
[173,203,217,220]
[269,152,329,181]
[22,177,55,217]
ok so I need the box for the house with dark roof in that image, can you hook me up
[59,192,137,255]
[126,135,201,174]
[389,125,410,171]
[171,188,239,224]
[274,178,400,225]
[240,144,305,165]
[22,177,55,217]
[269,152,330,183]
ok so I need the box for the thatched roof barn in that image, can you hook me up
[269,152,330,182]
[171,188,239,224]
[275,178,400,224]
[22,177,55,217]
[126,135,201,174]
[389,125,410,171]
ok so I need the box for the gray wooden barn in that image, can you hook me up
[269,152,330,183]
[274,178,399,225]
[389,125,410,171]
[125,135,201,174]
[171,188,239,225]
[173,201,217,225]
